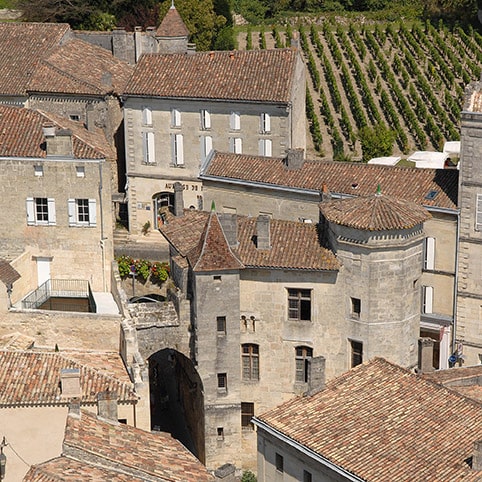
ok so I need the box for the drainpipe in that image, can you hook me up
[452,208,461,356]
[99,161,106,292]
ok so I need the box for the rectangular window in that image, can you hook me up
[422,285,433,314]
[351,340,363,368]
[69,114,80,122]
[242,344,259,380]
[34,165,43,177]
[259,138,272,157]
[201,135,213,162]
[260,112,271,133]
[230,111,240,131]
[303,470,312,482]
[477,194,482,231]
[229,137,242,154]
[217,373,227,391]
[275,453,284,473]
[423,237,435,270]
[295,346,313,383]
[351,297,361,319]
[217,427,224,440]
[142,131,156,164]
[217,316,226,334]
[171,133,184,166]
[288,289,311,321]
[142,106,152,126]
[76,166,85,178]
[171,108,181,127]
[68,198,97,227]
[241,402,254,429]
[200,109,211,130]
[26,197,56,226]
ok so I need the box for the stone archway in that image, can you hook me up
[148,348,205,463]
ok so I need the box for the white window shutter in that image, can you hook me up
[201,109,211,129]
[68,198,76,226]
[229,137,234,153]
[147,132,155,164]
[265,139,272,157]
[171,134,176,163]
[26,197,35,225]
[172,108,181,127]
[142,132,148,163]
[424,237,435,270]
[476,194,482,230]
[234,138,242,154]
[205,135,212,159]
[47,198,56,225]
[258,139,263,156]
[176,134,184,165]
[142,107,152,125]
[423,286,433,314]
[88,199,97,226]
[261,113,271,133]
[230,112,240,130]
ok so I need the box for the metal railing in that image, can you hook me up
[22,279,96,312]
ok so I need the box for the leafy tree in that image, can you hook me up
[358,123,396,162]
[213,26,236,50]
[241,470,257,482]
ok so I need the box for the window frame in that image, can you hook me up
[171,108,181,128]
[26,197,56,226]
[217,316,226,335]
[260,112,271,133]
[217,373,227,391]
[258,138,272,157]
[229,137,242,154]
[287,288,312,321]
[351,297,361,319]
[241,402,254,429]
[142,106,153,126]
[422,285,434,314]
[476,194,482,231]
[275,453,284,473]
[295,346,313,383]
[200,109,211,130]
[350,340,363,368]
[142,131,156,164]
[242,344,259,381]
[171,133,184,166]
[68,198,97,227]
[229,111,240,131]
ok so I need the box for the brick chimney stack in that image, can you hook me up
[256,215,271,250]
[173,182,184,217]
[61,368,81,398]
[44,128,73,157]
[97,391,118,423]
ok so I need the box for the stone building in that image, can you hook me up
[201,150,458,369]
[253,357,482,482]
[158,190,430,471]
[122,46,306,235]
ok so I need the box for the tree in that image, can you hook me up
[358,123,396,162]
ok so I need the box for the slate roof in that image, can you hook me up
[156,5,190,37]
[319,194,431,231]
[28,38,133,96]
[0,258,20,285]
[0,350,137,406]
[24,456,146,482]
[201,152,458,210]
[63,409,214,481]
[160,210,340,271]
[0,105,114,159]
[124,49,298,103]
[257,358,482,482]
[0,22,70,96]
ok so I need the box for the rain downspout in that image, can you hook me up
[99,160,106,292]
[452,208,461,356]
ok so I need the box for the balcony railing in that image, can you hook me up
[22,279,96,312]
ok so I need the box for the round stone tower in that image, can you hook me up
[319,192,431,370]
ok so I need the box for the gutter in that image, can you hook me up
[252,417,366,482]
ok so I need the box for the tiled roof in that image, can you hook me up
[0,332,34,350]
[64,409,214,481]
[188,211,244,272]
[0,258,20,285]
[28,38,133,96]
[257,358,482,482]
[0,106,113,159]
[202,152,458,210]
[160,210,340,271]
[319,194,431,231]
[0,22,69,96]
[124,49,298,102]
[0,350,137,406]
[24,456,146,482]
[156,5,190,37]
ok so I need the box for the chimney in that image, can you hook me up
[45,128,73,157]
[86,104,96,132]
[173,182,184,217]
[417,337,435,373]
[308,355,326,395]
[101,72,112,89]
[320,183,332,203]
[68,397,81,418]
[285,148,304,170]
[256,215,271,250]
[473,440,482,471]
[218,213,238,247]
[61,368,81,398]
[97,391,118,422]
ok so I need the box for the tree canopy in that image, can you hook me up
[358,123,396,163]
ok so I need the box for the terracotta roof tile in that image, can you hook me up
[24,456,145,482]
[188,211,244,272]
[0,105,112,159]
[0,23,69,96]
[319,194,431,231]
[156,5,190,37]
[258,358,482,482]
[125,49,298,102]
[28,39,133,96]
[64,410,214,481]
[160,211,340,271]
[0,350,137,406]
[202,152,458,210]
[0,258,20,285]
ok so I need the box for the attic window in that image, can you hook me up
[351,182,359,189]
[34,165,43,177]
[76,166,85,178]
[425,190,439,200]
[69,114,80,122]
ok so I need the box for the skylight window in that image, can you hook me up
[425,190,439,200]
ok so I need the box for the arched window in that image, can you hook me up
[295,346,313,383]
[242,344,259,380]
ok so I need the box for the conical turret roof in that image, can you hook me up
[156,3,189,38]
